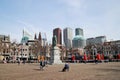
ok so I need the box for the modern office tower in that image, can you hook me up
[63,27,73,49]
[75,28,84,36]
[86,38,95,45]
[95,36,106,44]
[53,28,62,45]
[86,36,106,46]
[72,28,86,48]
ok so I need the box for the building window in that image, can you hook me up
[3,49,5,53]
[25,54,27,56]
[7,50,9,53]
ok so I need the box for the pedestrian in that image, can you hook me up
[95,56,98,64]
[3,58,6,64]
[96,53,101,63]
[18,58,20,65]
[40,60,45,71]
[23,59,26,64]
[71,54,75,63]
[79,55,83,63]
[83,53,87,64]
[62,63,69,72]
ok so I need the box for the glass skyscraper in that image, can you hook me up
[63,27,73,49]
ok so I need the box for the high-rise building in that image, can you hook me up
[86,38,95,45]
[72,28,86,48]
[63,27,73,49]
[75,28,83,36]
[86,36,107,45]
[53,28,62,45]
[95,36,106,44]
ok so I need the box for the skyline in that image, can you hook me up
[0,0,120,43]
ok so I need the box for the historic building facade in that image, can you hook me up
[0,35,11,60]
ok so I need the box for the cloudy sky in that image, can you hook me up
[0,0,120,43]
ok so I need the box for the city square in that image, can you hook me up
[0,62,120,80]
[0,0,120,80]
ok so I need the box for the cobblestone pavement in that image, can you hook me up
[0,62,120,80]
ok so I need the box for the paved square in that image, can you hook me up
[0,62,120,80]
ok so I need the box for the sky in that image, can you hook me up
[0,0,120,43]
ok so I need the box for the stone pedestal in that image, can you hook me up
[50,46,62,64]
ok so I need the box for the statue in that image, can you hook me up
[52,35,57,47]
[50,35,62,64]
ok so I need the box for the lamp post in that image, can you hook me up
[92,46,94,60]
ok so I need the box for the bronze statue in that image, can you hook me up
[52,35,57,47]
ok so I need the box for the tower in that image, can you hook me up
[63,27,73,49]
[72,28,86,48]
[53,28,62,45]
[34,33,37,40]
[75,28,84,36]
[38,32,41,41]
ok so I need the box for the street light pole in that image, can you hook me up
[92,46,94,60]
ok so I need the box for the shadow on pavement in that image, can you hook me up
[33,69,41,71]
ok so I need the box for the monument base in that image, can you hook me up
[50,46,62,64]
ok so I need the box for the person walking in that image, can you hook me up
[71,54,75,63]
[40,60,45,71]
[95,53,101,64]
[83,53,87,64]
[18,58,20,65]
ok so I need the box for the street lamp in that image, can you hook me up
[92,46,94,60]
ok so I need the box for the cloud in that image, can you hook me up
[17,20,41,33]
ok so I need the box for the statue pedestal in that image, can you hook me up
[50,46,62,64]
